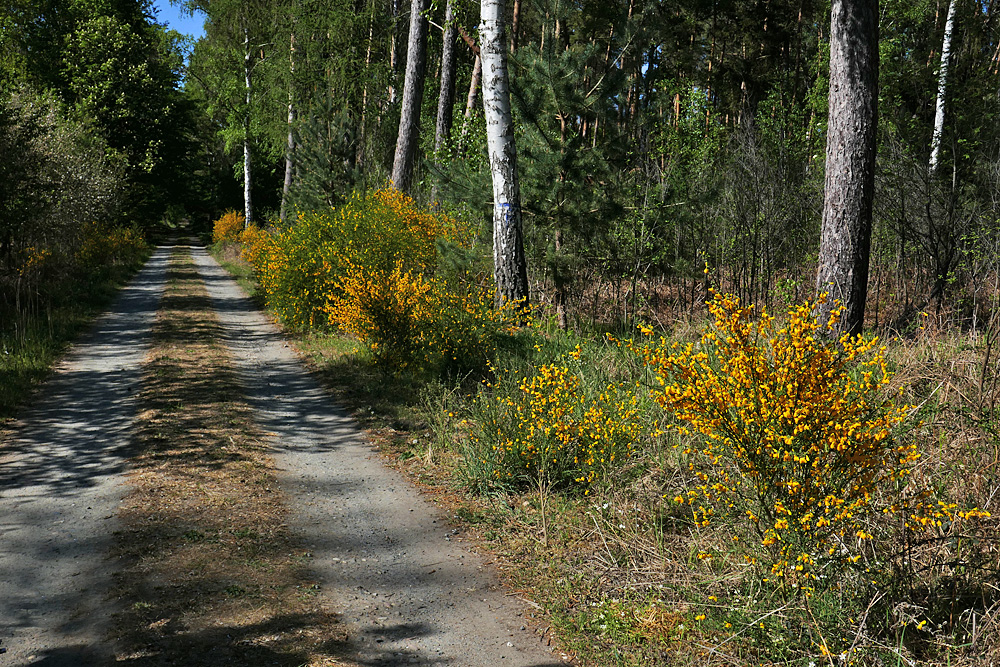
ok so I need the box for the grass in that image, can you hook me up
[110,247,352,666]
[214,244,1000,666]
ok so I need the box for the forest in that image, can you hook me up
[3,0,1000,664]
[4,0,1000,330]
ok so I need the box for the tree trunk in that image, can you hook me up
[391,0,429,193]
[434,0,457,152]
[815,0,879,334]
[389,0,405,104]
[280,27,297,225]
[358,10,375,170]
[459,54,482,144]
[510,0,521,52]
[929,0,956,177]
[481,0,528,307]
[243,24,254,227]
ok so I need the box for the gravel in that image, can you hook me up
[0,248,170,666]
[194,246,566,667]
[0,245,566,667]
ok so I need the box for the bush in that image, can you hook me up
[212,210,245,244]
[76,221,148,279]
[637,295,928,581]
[240,188,505,376]
[467,342,647,491]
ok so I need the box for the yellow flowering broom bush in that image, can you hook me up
[212,210,245,244]
[469,344,647,490]
[326,260,513,373]
[75,220,148,278]
[637,293,989,591]
[240,189,459,330]
[239,188,507,375]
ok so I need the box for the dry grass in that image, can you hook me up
[110,247,353,666]
[215,244,1000,664]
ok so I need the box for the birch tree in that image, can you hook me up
[928,0,956,177]
[242,22,254,224]
[279,19,296,224]
[481,0,528,306]
[815,0,879,334]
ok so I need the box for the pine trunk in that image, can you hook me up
[434,0,457,152]
[815,0,879,334]
[929,0,956,176]
[391,0,429,192]
[460,54,482,143]
[481,0,528,307]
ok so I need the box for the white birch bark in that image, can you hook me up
[243,24,254,226]
[929,0,957,177]
[280,27,296,224]
[481,0,528,306]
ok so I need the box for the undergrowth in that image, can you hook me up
[216,195,1000,666]
[0,222,150,420]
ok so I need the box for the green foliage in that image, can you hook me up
[241,188,511,377]
[511,39,625,307]
[467,342,648,492]
[286,101,358,211]
[0,85,124,268]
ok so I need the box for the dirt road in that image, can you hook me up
[0,248,170,665]
[0,245,565,666]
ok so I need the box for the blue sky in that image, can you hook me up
[150,0,206,40]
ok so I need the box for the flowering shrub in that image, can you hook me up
[76,221,148,276]
[239,188,501,375]
[17,246,52,278]
[326,260,515,373]
[470,345,645,490]
[637,294,989,591]
[212,210,245,243]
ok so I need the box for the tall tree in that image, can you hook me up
[390,0,429,192]
[279,15,297,224]
[928,0,957,177]
[434,0,457,153]
[815,0,879,334]
[242,22,254,224]
[481,0,527,306]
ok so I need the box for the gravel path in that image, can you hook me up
[0,248,170,665]
[0,245,565,666]
[194,247,567,666]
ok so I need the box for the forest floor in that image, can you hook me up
[0,242,568,666]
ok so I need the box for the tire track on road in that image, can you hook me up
[0,248,170,666]
[193,246,566,667]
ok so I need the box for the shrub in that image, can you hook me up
[76,221,148,278]
[468,343,646,491]
[239,188,503,376]
[212,210,245,244]
[326,262,515,374]
[636,294,990,592]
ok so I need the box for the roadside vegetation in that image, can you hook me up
[214,194,1000,666]
[0,220,149,420]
